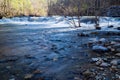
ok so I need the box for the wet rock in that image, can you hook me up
[117,27,120,30]
[91,58,102,63]
[113,43,120,48]
[9,78,15,80]
[0,16,2,19]
[99,38,106,43]
[110,41,116,45]
[116,48,120,52]
[111,60,118,65]
[114,38,120,42]
[96,60,103,66]
[117,65,120,69]
[108,25,114,28]
[91,58,100,62]
[74,77,81,80]
[102,58,108,62]
[111,65,117,71]
[115,74,120,79]
[110,48,116,52]
[115,53,120,57]
[96,27,101,30]
[95,75,103,80]
[33,69,41,74]
[110,65,118,72]
[6,66,11,69]
[100,62,110,67]
[83,70,93,77]
[24,74,33,79]
[111,59,120,65]
[92,45,109,53]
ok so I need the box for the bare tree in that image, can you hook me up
[48,0,89,28]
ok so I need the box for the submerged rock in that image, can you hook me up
[0,56,18,63]
[77,32,89,37]
[46,52,59,61]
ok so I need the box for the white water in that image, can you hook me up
[0,16,120,31]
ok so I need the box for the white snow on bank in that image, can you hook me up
[0,16,120,31]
